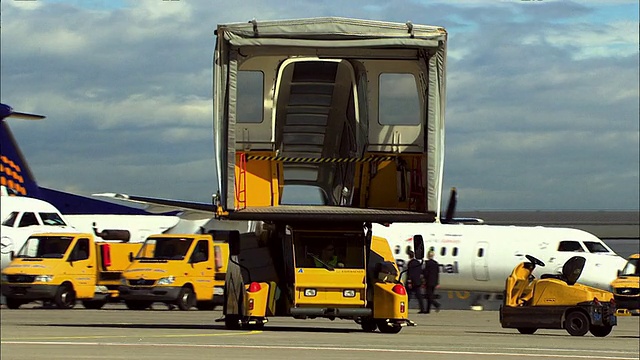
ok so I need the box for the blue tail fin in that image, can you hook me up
[1,103,151,215]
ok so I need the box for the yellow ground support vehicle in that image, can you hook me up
[611,253,639,316]
[1,232,140,309]
[500,255,617,337]
[119,234,229,310]
[222,225,421,333]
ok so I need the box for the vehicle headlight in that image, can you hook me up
[304,288,316,297]
[343,289,356,298]
[1,274,8,283]
[34,275,54,283]
[156,276,175,285]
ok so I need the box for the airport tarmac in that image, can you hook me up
[1,305,638,360]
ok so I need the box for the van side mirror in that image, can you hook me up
[228,230,240,256]
[617,269,621,277]
[10,251,14,260]
[413,235,425,260]
[128,252,133,262]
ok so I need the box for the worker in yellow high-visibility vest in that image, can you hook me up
[314,244,344,268]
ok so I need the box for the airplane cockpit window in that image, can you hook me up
[2,212,19,227]
[583,241,610,253]
[39,212,66,226]
[18,212,39,227]
[557,241,585,252]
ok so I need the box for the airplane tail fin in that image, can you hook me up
[0,103,45,197]
[1,103,152,215]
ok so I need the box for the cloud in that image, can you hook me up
[1,0,638,210]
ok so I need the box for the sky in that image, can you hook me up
[1,0,638,211]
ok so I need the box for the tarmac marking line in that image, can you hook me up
[1,341,638,360]
[0,331,260,341]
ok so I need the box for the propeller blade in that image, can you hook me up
[443,187,457,224]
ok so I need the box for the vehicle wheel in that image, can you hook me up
[196,301,216,311]
[125,300,152,310]
[377,320,402,334]
[176,287,195,310]
[5,297,23,309]
[54,284,76,309]
[589,325,613,337]
[82,300,107,309]
[564,311,590,336]
[360,318,377,332]
[224,314,242,330]
[517,327,537,334]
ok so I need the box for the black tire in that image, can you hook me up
[360,318,377,332]
[82,300,107,309]
[590,325,613,337]
[176,287,195,311]
[5,297,23,309]
[196,301,216,311]
[564,311,590,336]
[377,320,402,334]
[54,284,76,309]
[517,327,537,334]
[125,300,152,310]
[224,314,242,330]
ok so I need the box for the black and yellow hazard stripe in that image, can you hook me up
[244,155,395,163]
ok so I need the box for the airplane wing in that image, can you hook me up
[92,193,215,220]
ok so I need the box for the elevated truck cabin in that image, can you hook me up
[212,17,447,332]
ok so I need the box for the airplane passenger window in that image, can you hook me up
[18,212,39,227]
[557,241,585,252]
[583,241,610,253]
[477,248,484,257]
[440,247,446,256]
[394,245,400,255]
[452,247,458,257]
[2,212,18,226]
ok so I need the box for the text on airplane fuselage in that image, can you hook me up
[396,260,460,274]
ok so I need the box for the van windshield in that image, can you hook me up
[16,236,74,259]
[620,258,639,277]
[136,237,193,260]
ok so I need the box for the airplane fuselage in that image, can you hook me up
[373,223,627,292]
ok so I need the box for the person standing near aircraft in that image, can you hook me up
[423,250,441,313]
[405,250,427,313]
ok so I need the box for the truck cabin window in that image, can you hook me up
[17,236,74,259]
[293,232,364,269]
[620,258,639,276]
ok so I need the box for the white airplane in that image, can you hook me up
[375,220,628,293]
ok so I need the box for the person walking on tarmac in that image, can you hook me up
[422,250,441,313]
[405,250,427,314]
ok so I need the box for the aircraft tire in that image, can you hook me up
[564,310,590,336]
[5,297,23,309]
[54,284,76,309]
[176,287,195,311]
[589,325,613,337]
[517,327,537,334]
[82,300,107,309]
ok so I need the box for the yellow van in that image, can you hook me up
[119,234,228,310]
[611,253,639,316]
[1,232,140,309]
